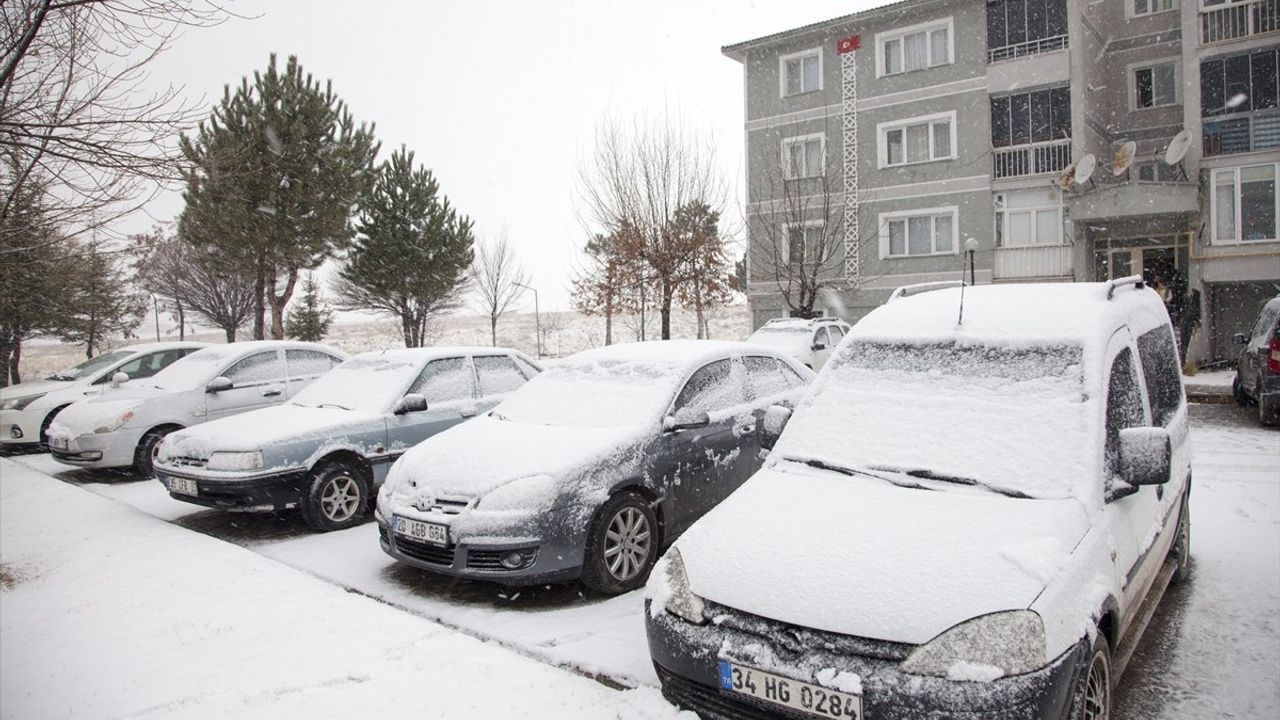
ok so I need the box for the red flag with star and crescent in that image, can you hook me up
[837,35,860,54]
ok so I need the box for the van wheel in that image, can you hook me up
[133,427,176,477]
[1072,633,1112,720]
[1170,497,1191,585]
[581,491,658,595]
[301,461,368,532]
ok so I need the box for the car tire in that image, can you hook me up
[1170,496,1191,585]
[1071,631,1112,720]
[301,460,369,532]
[1233,376,1254,406]
[581,490,658,595]
[133,427,176,477]
[39,405,70,448]
[1258,382,1278,426]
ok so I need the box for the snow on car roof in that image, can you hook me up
[568,340,761,367]
[115,341,212,352]
[350,346,524,363]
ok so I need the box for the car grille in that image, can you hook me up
[656,663,792,720]
[395,537,456,566]
[704,600,914,662]
[165,456,207,469]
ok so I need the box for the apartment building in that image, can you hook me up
[724,0,1280,365]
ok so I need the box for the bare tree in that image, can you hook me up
[133,227,255,342]
[577,116,727,339]
[0,1,232,250]
[470,229,528,346]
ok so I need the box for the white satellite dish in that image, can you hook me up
[1164,130,1191,165]
[1112,141,1137,177]
[1074,153,1097,186]
[1057,163,1077,191]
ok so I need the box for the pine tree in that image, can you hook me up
[180,53,378,340]
[57,239,147,358]
[335,147,473,347]
[285,273,334,342]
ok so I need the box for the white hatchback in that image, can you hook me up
[744,317,850,370]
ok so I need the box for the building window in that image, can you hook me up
[787,223,825,263]
[781,49,822,97]
[991,86,1071,147]
[1201,47,1280,157]
[877,18,953,77]
[879,207,957,258]
[1136,161,1180,181]
[987,0,1069,62]
[1133,62,1178,109]
[1132,0,1176,17]
[995,189,1066,247]
[1212,164,1279,243]
[782,134,824,179]
[878,112,956,168]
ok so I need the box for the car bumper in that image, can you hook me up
[376,511,582,586]
[155,466,310,512]
[48,430,139,469]
[0,407,44,446]
[646,600,1084,720]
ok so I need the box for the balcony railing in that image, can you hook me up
[994,245,1073,280]
[1201,0,1280,44]
[988,35,1069,63]
[1203,109,1280,156]
[992,139,1072,179]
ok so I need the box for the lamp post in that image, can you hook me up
[964,237,979,287]
[152,294,161,341]
[514,282,541,358]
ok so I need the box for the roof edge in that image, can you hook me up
[720,0,936,61]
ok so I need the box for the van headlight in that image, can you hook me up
[206,451,264,472]
[647,547,706,625]
[899,610,1046,679]
[2,392,46,411]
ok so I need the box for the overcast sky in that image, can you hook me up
[135,0,892,311]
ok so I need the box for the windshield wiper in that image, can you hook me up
[491,411,509,421]
[869,465,1031,499]
[785,457,933,491]
[48,373,75,381]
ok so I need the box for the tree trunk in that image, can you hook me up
[638,283,646,341]
[401,313,414,348]
[489,315,497,346]
[604,293,614,346]
[176,301,186,341]
[267,269,300,340]
[224,326,236,343]
[253,256,266,340]
[5,340,21,386]
[660,278,673,340]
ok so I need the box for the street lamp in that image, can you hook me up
[514,282,541,358]
[964,237,979,287]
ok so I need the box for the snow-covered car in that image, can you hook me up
[153,347,540,532]
[376,341,814,595]
[46,341,348,475]
[1232,294,1280,426]
[744,317,850,370]
[0,342,209,448]
[646,278,1191,720]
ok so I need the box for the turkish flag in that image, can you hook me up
[837,35,860,54]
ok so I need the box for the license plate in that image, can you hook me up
[49,437,68,451]
[169,477,198,496]
[719,661,862,719]
[393,516,447,545]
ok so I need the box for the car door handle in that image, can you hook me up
[261,389,282,397]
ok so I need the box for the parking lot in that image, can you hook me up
[3,402,1277,717]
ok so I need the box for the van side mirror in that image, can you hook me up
[206,376,233,394]
[1233,332,1249,344]
[393,393,428,415]
[663,407,710,432]
[1118,427,1171,486]
[761,404,793,450]
[110,372,130,388]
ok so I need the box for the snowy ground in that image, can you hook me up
[2,403,1276,718]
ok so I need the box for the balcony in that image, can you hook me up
[1203,109,1280,156]
[1068,182,1199,222]
[988,35,1069,63]
[992,139,1072,179]
[994,245,1073,280]
[1201,0,1280,44]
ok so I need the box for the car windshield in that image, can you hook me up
[493,358,681,427]
[145,346,241,391]
[48,350,134,381]
[774,340,1088,499]
[747,326,810,349]
[291,356,418,413]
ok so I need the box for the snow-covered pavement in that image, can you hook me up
[2,403,1277,717]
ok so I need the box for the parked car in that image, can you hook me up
[376,341,814,594]
[647,279,1191,720]
[1232,294,1280,426]
[46,341,348,475]
[744,317,850,370]
[0,342,208,449]
[153,347,540,531]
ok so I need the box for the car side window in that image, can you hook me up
[828,326,845,344]
[673,359,743,415]
[743,356,805,400]
[116,350,178,380]
[1104,347,1146,485]
[475,355,527,396]
[1136,327,1183,427]
[513,355,541,379]
[408,357,473,404]
[813,327,830,348]
[286,349,342,378]
[223,351,286,385]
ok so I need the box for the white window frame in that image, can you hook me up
[876,111,957,169]
[994,191,1068,248]
[779,48,823,98]
[781,133,826,180]
[875,17,954,78]
[1129,0,1178,18]
[1129,58,1181,111]
[878,206,959,259]
[1210,164,1280,244]
[784,220,826,264]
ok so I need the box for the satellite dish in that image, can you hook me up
[1112,141,1137,177]
[1164,130,1191,165]
[1057,163,1077,191]
[1074,153,1097,186]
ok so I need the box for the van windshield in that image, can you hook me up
[774,340,1090,500]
